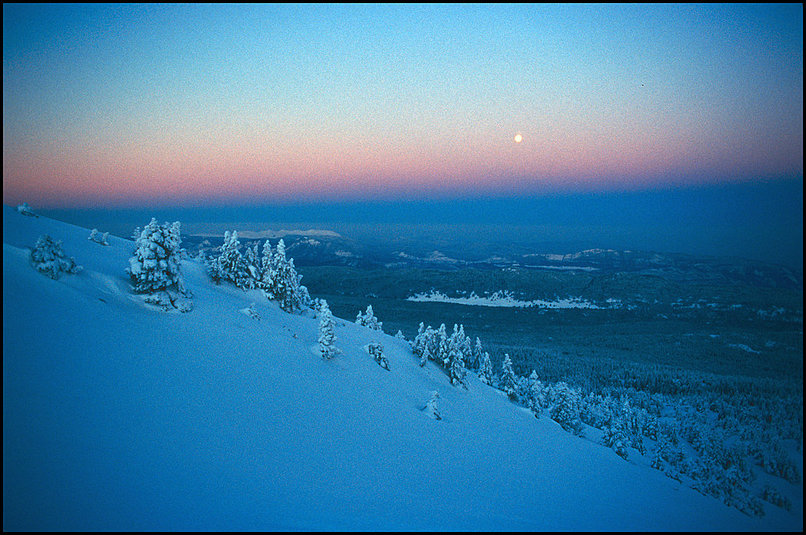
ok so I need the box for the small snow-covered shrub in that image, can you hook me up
[17,202,37,217]
[368,342,390,370]
[88,229,110,245]
[423,391,441,420]
[243,303,261,321]
[30,235,82,279]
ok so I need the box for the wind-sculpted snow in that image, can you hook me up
[2,205,800,531]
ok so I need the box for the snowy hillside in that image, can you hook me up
[2,205,800,531]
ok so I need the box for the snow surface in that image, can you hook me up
[3,205,800,531]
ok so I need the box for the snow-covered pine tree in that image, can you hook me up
[413,322,426,354]
[549,382,584,436]
[515,375,531,404]
[424,326,438,363]
[278,256,302,311]
[446,324,459,367]
[459,326,473,368]
[356,305,383,331]
[478,352,493,385]
[499,354,518,398]
[437,324,449,365]
[257,239,275,294]
[470,337,484,371]
[527,370,546,417]
[216,230,250,289]
[420,344,431,367]
[269,238,289,299]
[242,241,260,288]
[414,323,436,362]
[448,345,466,387]
[602,413,630,460]
[318,299,339,359]
[651,433,671,470]
[30,235,83,279]
[127,219,185,295]
[206,252,225,284]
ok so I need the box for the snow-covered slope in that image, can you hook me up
[2,205,798,531]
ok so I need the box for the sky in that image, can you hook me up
[3,3,803,207]
[2,4,804,268]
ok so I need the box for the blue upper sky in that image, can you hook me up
[3,3,802,206]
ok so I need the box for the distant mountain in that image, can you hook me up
[184,228,802,291]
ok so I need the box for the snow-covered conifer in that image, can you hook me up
[459,326,472,366]
[478,352,493,385]
[470,337,484,370]
[269,240,310,312]
[270,238,289,298]
[413,322,426,351]
[499,354,518,398]
[216,230,250,288]
[437,324,449,365]
[127,219,185,295]
[420,344,431,367]
[527,371,547,416]
[424,326,438,363]
[257,240,275,293]
[356,305,383,331]
[603,420,630,460]
[549,382,584,435]
[30,235,83,279]
[243,241,260,287]
[318,300,339,359]
[448,345,466,387]
[413,322,428,357]
[206,253,225,284]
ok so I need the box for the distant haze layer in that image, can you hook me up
[33,177,804,270]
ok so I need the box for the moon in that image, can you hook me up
[514,133,523,143]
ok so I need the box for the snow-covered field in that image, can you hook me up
[3,205,801,531]
[407,289,604,309]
